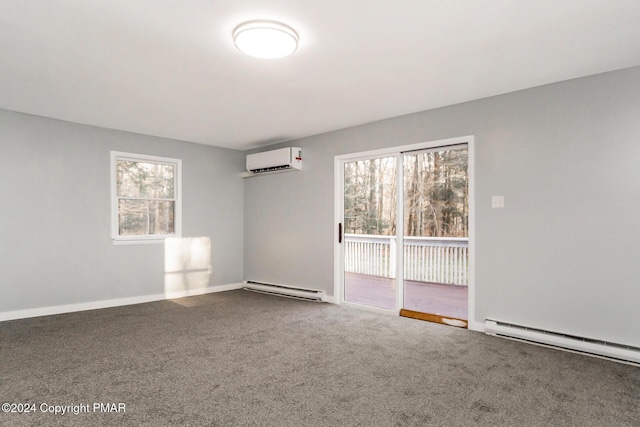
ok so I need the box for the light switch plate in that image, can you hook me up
[492,196,505,208]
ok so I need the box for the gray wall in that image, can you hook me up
[0,109,244,313]
[244,66,640,347]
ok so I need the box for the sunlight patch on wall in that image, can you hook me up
[164,237,212,296]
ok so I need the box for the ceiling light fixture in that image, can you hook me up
[233,20,299,59]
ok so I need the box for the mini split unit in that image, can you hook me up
[246,147,302,174]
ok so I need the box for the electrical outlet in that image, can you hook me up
[492,196,505,208]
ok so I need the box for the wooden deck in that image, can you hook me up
[344,272,468,320]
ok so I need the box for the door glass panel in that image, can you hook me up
[402,147,468,320]
[343,156,397,309]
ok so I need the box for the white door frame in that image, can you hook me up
[333,135,478,330]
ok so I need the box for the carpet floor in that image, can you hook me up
[0,290,638,426]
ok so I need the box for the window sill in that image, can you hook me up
[112,237,174,245]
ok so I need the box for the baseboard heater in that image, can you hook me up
[243,281,326,302]
[485,320,640,366]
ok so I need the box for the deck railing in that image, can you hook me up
[344,234,468,286]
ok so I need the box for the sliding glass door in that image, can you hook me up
[401,147,468,325]
[338,142,470,327]
[343,156,397,310]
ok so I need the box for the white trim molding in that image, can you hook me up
[111,151,183,244]
[0,283,244,322]
[323,294,337,304]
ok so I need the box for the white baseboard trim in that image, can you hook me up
[324,294,337,304]
[164,282,244,299]
[468,319,485,332]
[0,283,244,322]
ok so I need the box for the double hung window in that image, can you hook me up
[111,152,182,243]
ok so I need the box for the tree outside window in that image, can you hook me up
[111,152,181,241]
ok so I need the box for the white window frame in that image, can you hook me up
[111,151,182,244]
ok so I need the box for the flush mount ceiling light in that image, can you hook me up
[233,20,298,59]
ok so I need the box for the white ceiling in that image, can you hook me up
[1,1,639,150]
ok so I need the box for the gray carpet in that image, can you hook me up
[0,290,638,426]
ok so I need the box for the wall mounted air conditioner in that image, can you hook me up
[246,147,302,174]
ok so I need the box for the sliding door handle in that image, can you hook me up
[338,223,343,243]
